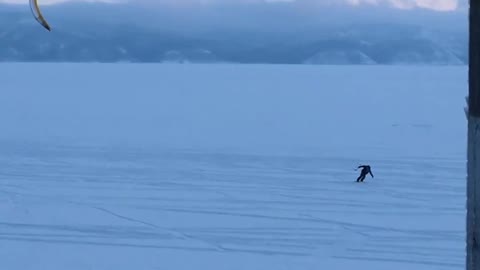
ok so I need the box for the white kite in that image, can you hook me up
[29,0,51,31]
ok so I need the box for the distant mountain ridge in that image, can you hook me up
[0,3,468,65]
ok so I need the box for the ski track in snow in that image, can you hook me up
[0,147,466,270]
[0,64,468,270]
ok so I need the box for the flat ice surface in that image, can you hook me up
[0,63,468,270]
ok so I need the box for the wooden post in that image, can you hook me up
[467,1,480,269]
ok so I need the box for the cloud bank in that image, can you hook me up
[0,0,464,11]
[347,0,459,11]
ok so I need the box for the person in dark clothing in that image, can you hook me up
[356,165,374,182]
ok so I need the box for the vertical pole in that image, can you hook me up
[467,1,480,269]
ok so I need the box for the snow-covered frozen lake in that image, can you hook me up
[0,63,468,269]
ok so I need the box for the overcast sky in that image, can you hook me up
[0,0,468,11]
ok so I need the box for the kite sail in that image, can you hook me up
[29,0,51,31]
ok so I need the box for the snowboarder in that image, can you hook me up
[356,165,373,182]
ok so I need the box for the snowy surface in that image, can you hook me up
[0,63,468,269]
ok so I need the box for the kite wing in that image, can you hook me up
[29,0,51,31]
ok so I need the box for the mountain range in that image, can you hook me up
[0,2,468,65]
